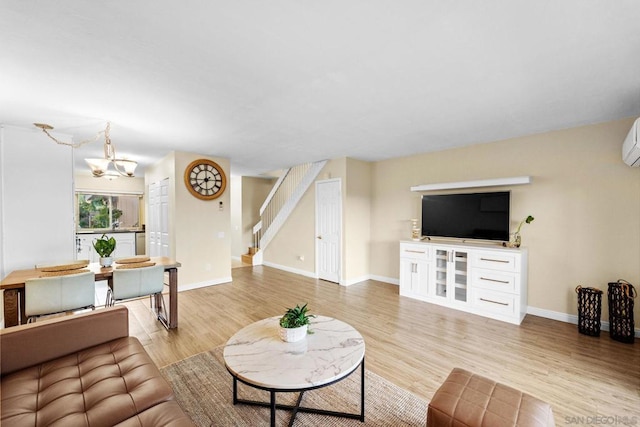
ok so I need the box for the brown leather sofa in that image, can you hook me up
[1,306,194,426]
[427,368,556,427]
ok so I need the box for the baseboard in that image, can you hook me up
[341,275,398,286]
[179,276,232,292]
[260,265,397,286]
[526,306,577,324]
[262,261,317,279]
[370,275,399,285]
[256,267,399,287]
[231,255,241,261]
[246,265,639,337]
[527,306,640,337]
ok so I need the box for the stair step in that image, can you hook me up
[248,247,258,255]
[241,254,253,264]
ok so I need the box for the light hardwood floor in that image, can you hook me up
[124,265,640,424]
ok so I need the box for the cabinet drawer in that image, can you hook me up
[471,269,519,294]
[471,289,518,318]
[471,251,519,272]
[399,244,430,261]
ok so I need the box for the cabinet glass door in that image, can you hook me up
[453,251,468,302]
[434,249,448,298]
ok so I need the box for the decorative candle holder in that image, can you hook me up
[411,219,420,241]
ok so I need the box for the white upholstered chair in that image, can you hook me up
[107,265,165,319]
[25,271,95,323]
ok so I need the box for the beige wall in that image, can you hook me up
[264,157,373,285]
[262,118,640,325]
[241,176,276,254]
[75,174,145,193]
[230,176,242,257]
[264,158,347,276]
[370,117,640,323]
[344,158,372,283]
[230,175,275,258]
[146,151,231,288]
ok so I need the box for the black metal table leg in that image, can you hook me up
[229,358,365,425]
[360,357,365,421]
[233,377,238,404]
[288,391,305,427]
[270,391,276,427]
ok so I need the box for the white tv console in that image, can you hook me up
[399,240,527,325]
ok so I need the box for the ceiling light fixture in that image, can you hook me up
[34,122,137,178]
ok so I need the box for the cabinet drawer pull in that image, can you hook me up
[480,277,509,284]
[405,250,426,254]
[480,298,509,306]
[480,257,509,263]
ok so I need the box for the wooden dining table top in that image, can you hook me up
[0,257,181,290]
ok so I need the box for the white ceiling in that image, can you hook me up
[2,1,640,176]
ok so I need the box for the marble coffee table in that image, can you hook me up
[223,316,366,426]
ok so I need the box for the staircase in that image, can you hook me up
[246,160,327,265]
[241,246,258,265]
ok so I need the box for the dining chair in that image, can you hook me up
[25,271,95,323]
[107,265,166,319]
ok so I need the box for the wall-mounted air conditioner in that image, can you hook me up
[622,117,640,166]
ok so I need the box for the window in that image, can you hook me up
[76,192,142,231]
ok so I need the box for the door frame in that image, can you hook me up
[315,178,342,284]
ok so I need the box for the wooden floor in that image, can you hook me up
[124,265,640,424]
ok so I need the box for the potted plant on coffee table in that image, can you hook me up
[93,234,116,267]
[278,303,315,343]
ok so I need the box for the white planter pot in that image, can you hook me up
[279,324,308,342]
[100,256,113,267]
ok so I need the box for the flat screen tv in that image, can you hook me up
[421,191,510,241]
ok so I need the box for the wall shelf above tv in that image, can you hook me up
[410,176,531,192]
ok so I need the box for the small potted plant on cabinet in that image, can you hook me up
[278,303,315,342]
[93,234,116,267]
[507,215,535,248]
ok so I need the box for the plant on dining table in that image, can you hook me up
[93,234,116,257]
[93,234,116,267]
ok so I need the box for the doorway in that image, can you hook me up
[315,179,341,283]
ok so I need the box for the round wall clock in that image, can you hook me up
[184,159,227,200]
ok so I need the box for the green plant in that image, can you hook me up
[515,215,535,234]
[279,303,315,329]
[93,234,116,257]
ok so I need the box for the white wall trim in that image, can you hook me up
[370,275,399,285]
[410,176,531,192]
[262,261,317,279]
[179,276,232,292]
[252,263,640,338]
[527,305,640,337]
[341,275,371,287]
[75,188,144,195]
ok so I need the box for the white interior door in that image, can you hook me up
[148,178,170,257]
[315,179,341,283]
[159,179,169,257]
[148,181,158,256]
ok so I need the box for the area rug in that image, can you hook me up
[161,346,427,426]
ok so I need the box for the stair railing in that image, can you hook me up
[251,161,326,252]
[260,163,312,236]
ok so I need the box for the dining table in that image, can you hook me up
[0,257,181,329]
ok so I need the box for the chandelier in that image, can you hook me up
[34,122,137,178]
